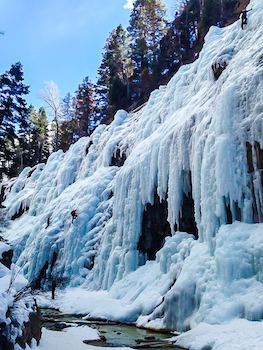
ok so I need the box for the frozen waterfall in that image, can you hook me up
[1,0,263,332]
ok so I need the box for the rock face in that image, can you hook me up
[110,148,126,167]
[11,204,29,221]
[138,192,171,260]
[15,305,42,348]
[0,249,13,269]
[0,324,13,350]
[4,300,42,350]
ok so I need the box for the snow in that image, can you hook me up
[174,319,263,350]
[0,242,34,348]
[25,326,132,350]
[35,327,96,350]
[1,0,263,349]
[0,242,28,324]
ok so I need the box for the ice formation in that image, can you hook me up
[1,0,263,332]
[0,241,37,348]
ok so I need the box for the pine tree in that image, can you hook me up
[176,0,200,63]
[14,105,50,170]
[75,77,97,138]
[201,0,237,32]
[127,0,167,103]
[60,93,78,151]
[0,62,29,179]
[96,25,130,120]
[33,107,49,163]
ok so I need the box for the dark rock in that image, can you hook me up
[145,335,156,341]
[212,61,227,80]
[178,192,198,239]
[0,322,13,350]
[246,141,263,222]
[99,335,107,341]
[0,249,13,269]
[16,309,42,348]
[110,148,126,167]
[11,203,29,220]
[86,141,93,155]
[246,142,254,173]
[54,322,68,330]
[31,261,48,290]
[83,334,107,344]
[0,184,7,205]
[138,191,171,260]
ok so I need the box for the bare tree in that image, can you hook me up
[38,81,62,151]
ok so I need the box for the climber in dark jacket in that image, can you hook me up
[241,9,252,29]
[45,216,50,229]
[71,209,78,223]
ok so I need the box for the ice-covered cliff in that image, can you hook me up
[1,0,263,332]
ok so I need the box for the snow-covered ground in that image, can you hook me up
[30,326,132,350]
[28,319,263,350]
[36,288,263,350]
[2,0,263,349]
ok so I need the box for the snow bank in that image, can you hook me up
[29,326,132,350]
[0,242,36,348]
[1,0,263,339]
[174,318,263,350]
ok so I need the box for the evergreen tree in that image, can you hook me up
[176,0,200,63]
[96,25,129,120]
[31,107,49,163]
[127,0,167,103]
[201,0,237,32]
[0,62,29,178]
[13,105,50,171]
[60,93,78,152]
[75,77,97,138]
[157,20,181,77]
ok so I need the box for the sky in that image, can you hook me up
[0,0,179,116]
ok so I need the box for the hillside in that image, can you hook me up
[1,0,263,346]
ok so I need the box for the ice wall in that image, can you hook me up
[1,0,263,331]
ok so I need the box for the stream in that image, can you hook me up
[41,308,186,349]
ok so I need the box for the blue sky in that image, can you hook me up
[0,0,178,114]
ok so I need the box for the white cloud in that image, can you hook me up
[124,0,134,10]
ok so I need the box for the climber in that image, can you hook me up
[71,209,78,223]
[241,9,252,29]
[45,216,50,229]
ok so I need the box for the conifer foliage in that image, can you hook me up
[127,0,167,102]
[27,106,49,165]
[0,62,29,178]
[74,77,97,138]
[96,25,129,120]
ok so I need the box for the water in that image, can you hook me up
[41,308,186,349]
